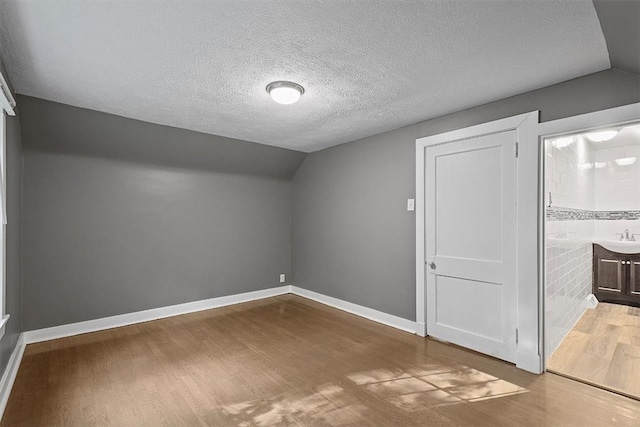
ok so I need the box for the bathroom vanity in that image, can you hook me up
[593,243,640,306]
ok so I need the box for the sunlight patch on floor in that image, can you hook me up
[347,363,528,411]
[218,383,367,426]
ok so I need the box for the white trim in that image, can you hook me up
[538,102,640,372]
[0,112,7,337]
[290,286,417,333]
[537,131,546,372]
[416,112,542,374]
[0,71,15,117]
[0,315,9,341]
[0,333,25,419]
[22,285,419,345]
[539,102,640,137]
[416,321,426,337]
[515,112,543,374]
[415,140,426,336]
[23,286,291,344]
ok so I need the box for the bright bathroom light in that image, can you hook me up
[594,162,606,169]
[614,157,636,166]
[585,129,619,142]
[266,81,305,105]
[552,136,574,148]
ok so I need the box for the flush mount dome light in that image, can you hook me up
[614,157,636,166]
[266,81,304,105]
[552,136,575,148]
[586,129,619,142]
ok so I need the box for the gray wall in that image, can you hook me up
[0,60,23,381]
[21,97,305,330]
[292,68,640,321]
[593,0,640,75]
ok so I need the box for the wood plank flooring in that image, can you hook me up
[3,295,640,426]
[547,302,640,400]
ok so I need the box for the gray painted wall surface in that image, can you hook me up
[18,96,306,181]
[0,111,23,378]
[22,98,299,330]
[292,68,640,321]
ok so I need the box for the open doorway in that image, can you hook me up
[543,117,640,399]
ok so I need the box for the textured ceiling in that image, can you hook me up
[0,1,610,152]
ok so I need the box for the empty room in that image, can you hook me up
[0,0,639,426]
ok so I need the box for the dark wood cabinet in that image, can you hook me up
[593,244,640,307]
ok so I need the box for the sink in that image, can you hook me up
[594,240,640,254]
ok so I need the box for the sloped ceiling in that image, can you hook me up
[0,1,610,152]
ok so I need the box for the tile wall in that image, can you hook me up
[594,144,640,240]
[545,136,594,360]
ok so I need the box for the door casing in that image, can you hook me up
[416,111,541,373]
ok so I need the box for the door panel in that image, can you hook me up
[435,276,503,341]
[435,145,504,262]
[426,130,517,363]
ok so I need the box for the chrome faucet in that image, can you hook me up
[618,229,636,241]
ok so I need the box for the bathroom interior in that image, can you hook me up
[545,122,640,399]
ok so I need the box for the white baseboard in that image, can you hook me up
[0,333,26,419]
[23,286,291,344]
[22,285,418,345]
[290,286,417,334]
[416,322,426,337]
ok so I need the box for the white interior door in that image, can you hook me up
[426,130,517,363]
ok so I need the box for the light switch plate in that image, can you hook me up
[407,198,415,211]
[279,274,286,283]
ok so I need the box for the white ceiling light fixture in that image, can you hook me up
[585,129,619,142]
[266,81,305,105]
[614,157,636,166]
[551,136,575,148]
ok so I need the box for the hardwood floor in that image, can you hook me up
[547,302,640,400]
[3,295,640,426]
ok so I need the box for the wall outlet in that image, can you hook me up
[279,274,286,283]
[407,198,415,211]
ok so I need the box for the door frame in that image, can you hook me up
[416,111,540,373]
[538,102,640,371]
